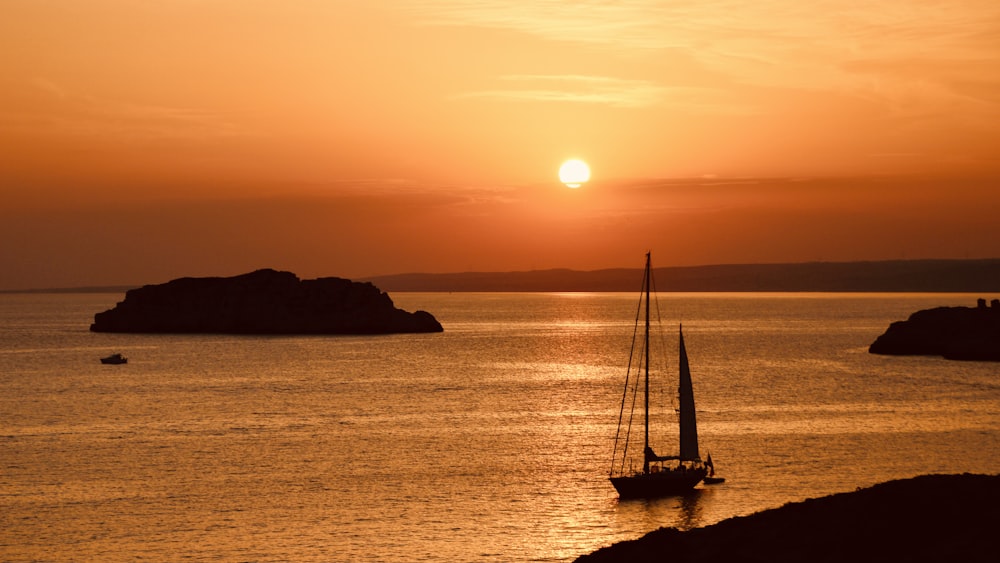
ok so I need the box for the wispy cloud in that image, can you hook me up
[404,0,1000,107]
[452,73,759,115]
[453,74,666,108]
[0,77,247,141]
[403,0,694,50]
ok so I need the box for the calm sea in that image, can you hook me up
[2,292,998,562]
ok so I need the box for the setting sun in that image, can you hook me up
[559,159,591,188]
[1,1,999,291]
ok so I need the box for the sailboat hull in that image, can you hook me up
[610,467,708,499]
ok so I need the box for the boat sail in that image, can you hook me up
[609,252,709,498]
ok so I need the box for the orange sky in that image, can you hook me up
[2,1,999,289]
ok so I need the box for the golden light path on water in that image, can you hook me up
[1,292,997,561]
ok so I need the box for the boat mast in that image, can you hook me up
[643,251,651,475]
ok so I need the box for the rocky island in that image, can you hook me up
[90,269,443,334]
[869,298,1000,361]
[576,473,998,562]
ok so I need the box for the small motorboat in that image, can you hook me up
[100,353,127,365]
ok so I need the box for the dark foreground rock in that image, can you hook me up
[90,269,443,334]
[869,299,1000,361]
[576,473,999,563]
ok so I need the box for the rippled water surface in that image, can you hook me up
[2,292,998,561]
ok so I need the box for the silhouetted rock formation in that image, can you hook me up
[869,299,1000,361]
[575,473,998,563]
[90,269,443,334]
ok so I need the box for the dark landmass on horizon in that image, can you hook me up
[0,285,139,294]
[4,258,999,293]
[576,473,998,563]
[364,259,1000,292]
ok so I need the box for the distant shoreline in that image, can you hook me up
[366,258,1000,293]
[4,258,999,294]
[0,286,135,295]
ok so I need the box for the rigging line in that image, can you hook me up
[620,279,646,476]
[620,358,642,476]
[622,334,645,472]
[612,345,637,476]
[627,335,646,469]
[611,262,647,477]
[649,259,678,413]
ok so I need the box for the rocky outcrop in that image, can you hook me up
[868,299,1000,361]
[576,473,999,563]
[90,269,443,334]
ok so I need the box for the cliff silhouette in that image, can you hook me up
[90,269,442,334]
[869,299,1000,361]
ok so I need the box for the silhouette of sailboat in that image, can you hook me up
[609,252,711,498]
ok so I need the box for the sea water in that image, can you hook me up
[1,292,998,562]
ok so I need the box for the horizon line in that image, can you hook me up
[4,256,999,294]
